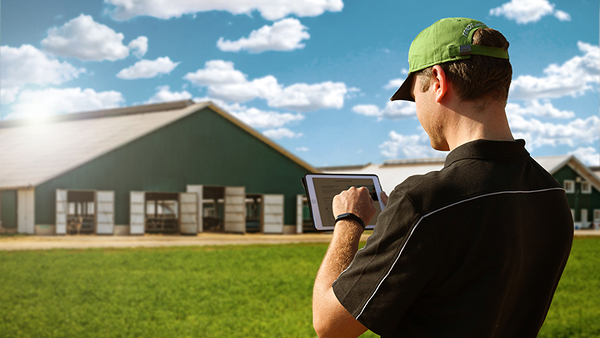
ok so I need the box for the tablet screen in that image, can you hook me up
[302,174,384,230]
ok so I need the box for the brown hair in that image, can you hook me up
[418,28,512,103]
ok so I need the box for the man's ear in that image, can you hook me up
[431,65,448,103]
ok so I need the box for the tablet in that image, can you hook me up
[302,173,385,230]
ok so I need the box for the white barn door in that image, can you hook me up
[263,194,284,234]
[56,189,67,235]
[186,185,203,233]
[17,189,35,234]
[179,192,198,234]
[130,191,145,235]
[296,195,305,234]
[224,186,246,233]
[96,191,114,235]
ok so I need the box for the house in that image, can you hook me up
[0,100,317,235]
[322,154,600,229]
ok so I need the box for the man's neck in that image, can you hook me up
[443,99,514,151]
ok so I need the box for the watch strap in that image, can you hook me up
[334,213,366,229]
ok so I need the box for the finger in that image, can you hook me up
[380,191,388,206]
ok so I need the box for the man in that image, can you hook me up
[312,17,573,338]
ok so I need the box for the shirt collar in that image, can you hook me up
[444,139,529,168]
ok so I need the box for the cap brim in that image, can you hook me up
[390,72,415,102]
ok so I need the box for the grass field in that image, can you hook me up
[0,238,598,337]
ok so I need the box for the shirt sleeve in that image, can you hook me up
[332,187,439,336]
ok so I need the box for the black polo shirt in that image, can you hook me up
[332,139,573,337]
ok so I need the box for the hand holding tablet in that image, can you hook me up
[302,174,386,230]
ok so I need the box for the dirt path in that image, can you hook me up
[0,230,597,251]
[0,233,345,251]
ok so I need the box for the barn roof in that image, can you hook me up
[321,154,600,194]
[0,100,318,189]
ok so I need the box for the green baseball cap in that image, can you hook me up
[390,17,509,102]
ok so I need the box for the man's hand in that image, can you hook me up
[332,186,377,226]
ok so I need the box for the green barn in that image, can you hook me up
[0,100,317,235]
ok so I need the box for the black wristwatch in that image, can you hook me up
[334,213,366,229]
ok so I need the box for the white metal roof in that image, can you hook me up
[322,161,445,193]
[322,154,600,194]
[0,100,318,189]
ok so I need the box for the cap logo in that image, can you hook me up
[462,22,486,37]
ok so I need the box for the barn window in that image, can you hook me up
[581,181,591,194]
[564,180,574,193]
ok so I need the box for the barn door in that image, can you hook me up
[186,185,203,233]
[179,192,198,235]
[296,195,304,234]
[224,186,245,233]
[263,194,284,234]
[56,189,67,235]
[96,191,114,235]
[17,189,35,234]
[130,191,145,235]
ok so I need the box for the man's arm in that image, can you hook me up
[312,187,378,338]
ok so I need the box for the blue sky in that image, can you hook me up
[1,0,598,167]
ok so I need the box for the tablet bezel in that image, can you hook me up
[302,173,385,231]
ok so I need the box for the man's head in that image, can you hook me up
[391,18,512,104]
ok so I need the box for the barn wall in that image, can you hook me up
[35,107,311,226]
[1,190,17,229]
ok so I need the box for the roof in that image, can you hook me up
[0,100,318,189]
[321,154,600,194]
[321,159,446,193]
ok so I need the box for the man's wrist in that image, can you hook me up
[334,213,366,229]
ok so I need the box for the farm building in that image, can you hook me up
[322,154,600,229]
[0,100,318,235]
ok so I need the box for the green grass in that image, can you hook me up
[537,238,600,338]
[0,238,598,337]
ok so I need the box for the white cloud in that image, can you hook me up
[384,78,405,90]
[553,10,571,22]
[263,128,303,139]
[203,99,304,129]
[489,0,570,24]
[508,114,600,149]
[128,36,148,58]
[353,101,416,121]
[569,147,600,167]
[0,44,85,104]
[217,18,310,53]
[296,147,310,152]
[184,60,349,112]
[8,87,124,119]
[145,85,192,104]
[268,82,347,112]
[183,60,247,86]
[379,131,443,159]
[116,57,180,79]
[505,100,574,119]
[230,107,304,129]
[41,14,146,61]
[510,42,599,100]
[208,76,281,103]
[105,0,343,21]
